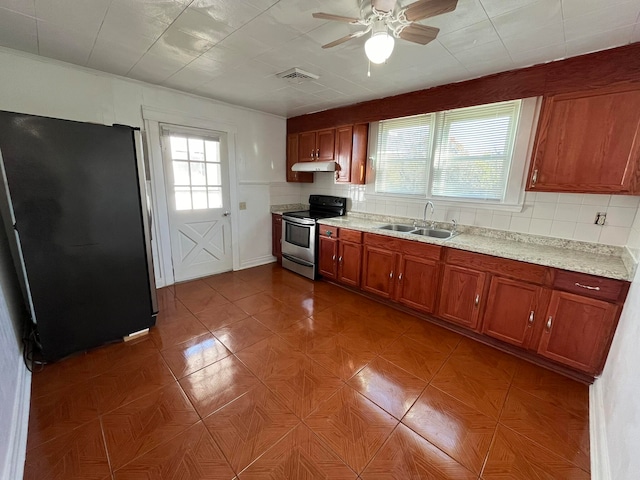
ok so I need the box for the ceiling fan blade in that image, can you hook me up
[371,0,397,13]
[321,31,366,49]
[402,0,458,22]
[312,12,361,23]
[398,24,440,45]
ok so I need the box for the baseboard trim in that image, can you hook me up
[590,380,611,480]
[2,361,31,480]
[238,255,276,270]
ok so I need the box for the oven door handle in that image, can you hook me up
[283,216,316,226]
[282,253,314,268]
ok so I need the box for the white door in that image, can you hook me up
[161,126,232,282]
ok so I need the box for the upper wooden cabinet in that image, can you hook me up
[286,134,312,183]
[286,125,368,184]
[527,85,640,194]
[298,129,335,162]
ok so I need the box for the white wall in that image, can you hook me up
[0,47,287,282]
[300,174,640,246]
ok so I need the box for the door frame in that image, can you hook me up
[142,106,240,287]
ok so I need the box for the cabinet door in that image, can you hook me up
[482,277,541,348]
[361,245,396,298]
[528,87,640,193]
[437,265,486,331]
[271,214,282,264]
[350,124,368,185]
[316,129,336,161]
[395,255,439,314]
[318,236,338,279]
[338,240,362,287]
[335,126,353,183]
[537,291,618,374]
[286,134,312,183]
[298,131,316,162]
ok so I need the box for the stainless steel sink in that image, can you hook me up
[411,228,457,239]
[377,224,418,232]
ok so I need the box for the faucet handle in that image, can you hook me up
[451,219,458,232]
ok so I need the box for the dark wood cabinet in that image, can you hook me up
[298,131,317,162]
[361,245,397,299]
[335,126,353,183]
[286,134,312,183]
[271,214,282,264]
[395,255,439,314]
[528,85,640,194]
[318,235,338,279]
[338,240,362,287]
[537,291,619,374]
[298,129,335,162]
[482,277,544,348]
[438,265,486,331]
[335,124,368,184]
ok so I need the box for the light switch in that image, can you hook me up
[239,202,247,210]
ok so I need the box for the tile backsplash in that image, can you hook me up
[271,175,640,247]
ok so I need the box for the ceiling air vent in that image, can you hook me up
[277,68,320,83]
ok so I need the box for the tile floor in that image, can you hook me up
[24,263,591,479]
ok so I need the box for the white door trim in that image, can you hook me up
[141,106,240,287]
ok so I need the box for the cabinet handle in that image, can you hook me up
[546,316,553,332]
[528,310,534,326]
[311,150,315,159]
[389,271,394,279]
[474,294,480,307]
[398,272,403,282]
[316,148,320,158]
[332,255,336,261]
[575,282,600,291]
[338,256,343,263]
[532,169,538,186]
[326,230,332,236]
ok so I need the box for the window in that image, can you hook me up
[372,99,536,206]
[167,134,223,211]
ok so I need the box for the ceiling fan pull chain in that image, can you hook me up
[367,60,371,78]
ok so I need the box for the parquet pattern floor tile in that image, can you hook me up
[26,263,591,479]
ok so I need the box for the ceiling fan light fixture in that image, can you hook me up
[365,28,395,64]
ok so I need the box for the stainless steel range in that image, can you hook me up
[281,195,347,279]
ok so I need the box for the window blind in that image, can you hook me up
[375,113,433,195]
[431,100,521,200]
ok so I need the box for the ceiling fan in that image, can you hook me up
[313,0,458,64]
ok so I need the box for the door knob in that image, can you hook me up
[223,211,231,216]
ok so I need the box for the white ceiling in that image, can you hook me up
[0,0,639,117]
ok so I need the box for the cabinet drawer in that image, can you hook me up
[445,248,549,285]
[339,228,362,243]
[363,233,441,261]
[319,225,338,238]
[553,270,629,303]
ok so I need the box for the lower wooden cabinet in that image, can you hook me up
[438,265,486,331]
[537,290,619,374]
[481,277,544,348]
[301,224,628,379]
[361,245,396,299]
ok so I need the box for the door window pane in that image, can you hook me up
[170,137,188,160]
[206,163,221,185]
[205,140,220,162]
[188,138,205,161]
[173,161,190,185]
[190,162,207,186]
[175,187,191,210]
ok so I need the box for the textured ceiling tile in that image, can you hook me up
[112,0,190,25]
[87,38,147,76]
[0,8,38,54]
[438,20,501,54]
[34,0,111,37]
[480,0,539,18]
[37,22,95,65]
[191,0,262,29]
[510,43,567,69]
[500,22,565,54]
[173,7,234,43]
[128,52,186,84]
[0,0,35,16]
[563,1,640,40]
[426,0,490,34]
[492,0,563,38]
[565,25,634,57]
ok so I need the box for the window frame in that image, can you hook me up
[366,97,541,212]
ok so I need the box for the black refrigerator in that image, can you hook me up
[0,110,157,362]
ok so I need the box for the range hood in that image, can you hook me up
[291,161,337,172]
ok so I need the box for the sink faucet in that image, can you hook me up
[423,201,435,228]
[451,219,457,233]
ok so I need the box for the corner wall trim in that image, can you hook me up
[590,380,612,480]
[2,362,31,480]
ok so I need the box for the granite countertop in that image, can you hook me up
[315,214,635,282]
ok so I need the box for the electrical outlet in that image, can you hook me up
[595,212,607,225]
[239,202,247,210]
